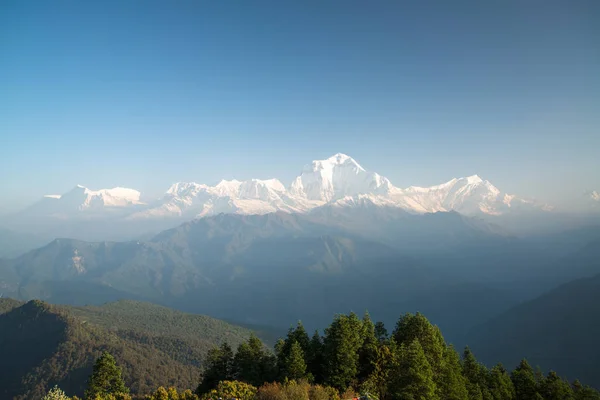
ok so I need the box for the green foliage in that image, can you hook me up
[540,371,574,400]
[234,334,277,386]
[306,331,324,384]
[197,343,235,394]
[84,352,129,399]
[572,380,600,400]
[322,313,364,391]
[389,339,439,400]
[283,341,308,381]
[43,386,72,400]
[511,359,542,400]
[4,298,600,400]
[201,380,257,400]
[357,312,378,382]
[487,364,515,400]
[147,386,199,400]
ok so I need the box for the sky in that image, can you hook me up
[1,0,599,213]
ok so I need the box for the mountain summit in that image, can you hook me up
[290,153,393,202]
[12,154,547,223]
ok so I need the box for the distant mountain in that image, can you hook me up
[0,298,258,399]
[2,154,548,242]
[466,272,600,389]
[2,209,529,336]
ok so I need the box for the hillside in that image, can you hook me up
[467,272,600,388]
[0,298,258,399]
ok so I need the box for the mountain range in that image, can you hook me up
[10,153,551,222]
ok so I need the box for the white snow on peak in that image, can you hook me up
[290,153,392,202]
[26,153,550,221]
[591,191,600,201]
[44,194,62,199]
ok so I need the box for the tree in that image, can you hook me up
[374,322,388,343]
[487,364,515,400]
[233,334,276,387]
[389,339,439,400]
[510,359,542,400]
[393,313,461,399]
[43,386,71,400]
[196,342,234,395]
[84,352,129,399]
[200,380,257,400]
[306,330,324,384]
[540,371,574,400]
[358,312,379,382]
[438,346,468,400]
[360,342,397,400]
[462,347,491,400]
[323,312,364,391]
[572,380,600,400]
[283,341,308,381]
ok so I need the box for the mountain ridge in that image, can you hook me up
[13,153,548,223]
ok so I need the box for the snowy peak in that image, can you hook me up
[290,153,393,202]
[591,191,600,202]
[21,153,550,221]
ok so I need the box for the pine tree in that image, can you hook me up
[438,345,468,400]
[511,359,542,400]
[233,334,275,387]
[196,342,234,395]
[389,339,439,400]
[540,371,574,400]
[283,340,308,381]
[393,313,460,399]
[84,352,129,399]
[462,347,490,400]
[323,312,364,391]
[307,330,324,383]
[361,341,397,400]
[358,312,379,382]
[374,321,388,343]
[572,379,600,400]
[487,364,515,400]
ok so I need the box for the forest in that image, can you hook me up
[41,311,599,400]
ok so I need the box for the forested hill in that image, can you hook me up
[3,298,600,400]
[0,298,258,399]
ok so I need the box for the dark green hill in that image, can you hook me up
[467,272,600,389]
[0,298,257,399]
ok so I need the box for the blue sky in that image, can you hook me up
[1,0,598,213]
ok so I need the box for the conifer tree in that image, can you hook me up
[307,330,324,383]
[572,379,600,400]
[233,334,276,387]
[389,339,439,400]
[438,345,468,400]
[358,312,379,382]
[540,371,575,400]
[283,340,308,381]
[196,342,234,395]
[84,352,129,399]
[374,321,388,343]
[462,347,491,400]
[323,312,364,391]
[511,359,542,400]
[487,364,515,400]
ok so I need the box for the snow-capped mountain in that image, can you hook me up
[17,185,144,219]
[289,153,393,201]
[12,153,548,222]
[591,191,600,202]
